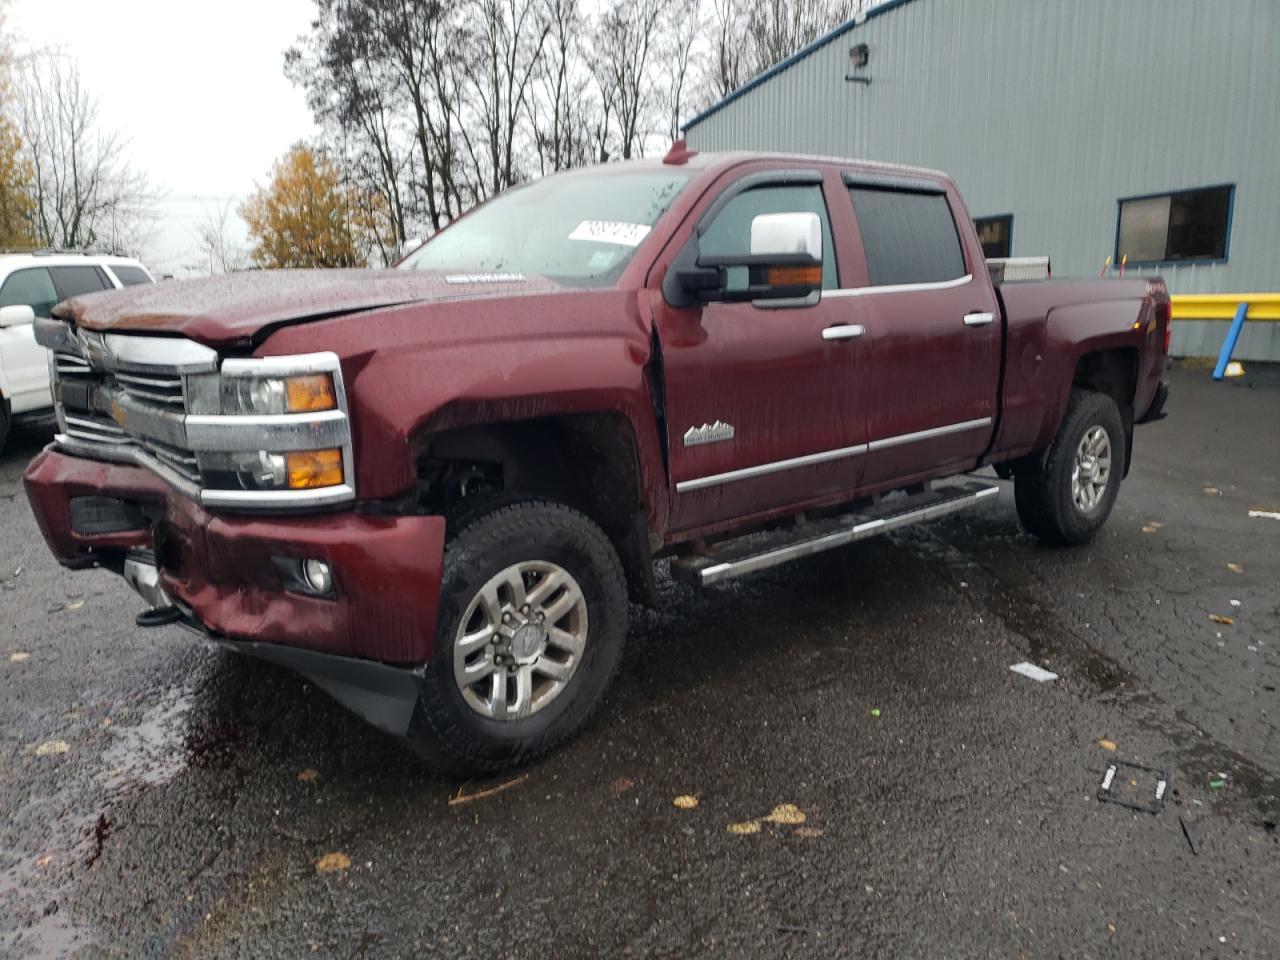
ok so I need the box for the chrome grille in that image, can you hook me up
[115,371,185,407]
[50,347,204,489]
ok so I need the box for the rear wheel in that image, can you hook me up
[407,499,628,775]
[1014,388,1126,545]
[0,399,9,454]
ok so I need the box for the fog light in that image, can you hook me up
[302,559,332,595]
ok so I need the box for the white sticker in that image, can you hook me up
[445,273,526,284]
[569,220,651,247]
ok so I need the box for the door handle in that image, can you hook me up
[963,312,995,327]
[822,324,865,341]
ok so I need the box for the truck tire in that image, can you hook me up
[0,399,9,454]
[407,499,628,775]
[1014,388,1126,546]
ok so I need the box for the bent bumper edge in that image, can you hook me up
[23,448,446,665]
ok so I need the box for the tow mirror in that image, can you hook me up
[675,211,823,306]
[0,304,36,329]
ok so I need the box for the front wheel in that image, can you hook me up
[1014,388,1126,545]
[407,499,628,775]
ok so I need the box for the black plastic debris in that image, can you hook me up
[1097,759,1169,814]
[1180,813,1201,855]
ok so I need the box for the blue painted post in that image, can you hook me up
[1212,302,1250,380]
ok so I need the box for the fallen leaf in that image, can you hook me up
[764,803,806,825]
[611,777,635,795]
[1203,487,1220,496]
[727,820,761,835]
[314,852,351,873]
[66,599,84,610]
[34,740,69,757]
[1209,615,1235,626]
[673,795,699,810]
[9,652,30,662]
[1141,523,1162,534]
[793,827,824,839]
[1227,563,1244,574]
[1097,739,1117,752]
[34,855,52,868]
[297,768,319,783]
[448,774,529,807]
[869,708,881,717]
[1108,923,1116,935]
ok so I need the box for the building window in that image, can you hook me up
[974,215,1012,258]
[1116,185,1233,264]
[848,187,966,287]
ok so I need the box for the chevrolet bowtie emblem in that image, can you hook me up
[683,421,735,446]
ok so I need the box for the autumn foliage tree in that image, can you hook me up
[0,0,34,247]
[239,143,394,268]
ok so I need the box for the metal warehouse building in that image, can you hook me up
[683,0,1280,361]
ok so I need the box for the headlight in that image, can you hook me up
[183,352,354,507]
[188,371,338,415]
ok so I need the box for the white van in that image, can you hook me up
[0,251,156,451]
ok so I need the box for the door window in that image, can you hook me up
[107,264,154,287]
[0,267,58,318]
[49,265,111,300]
[849,187,966,287]
[699,184,838,292]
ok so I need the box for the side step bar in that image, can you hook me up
[671,479,1000,586]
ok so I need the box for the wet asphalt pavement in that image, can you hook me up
[1,362,1277,959]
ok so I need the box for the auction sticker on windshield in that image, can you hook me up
[569,220,652,247]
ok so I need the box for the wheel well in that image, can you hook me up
[415,413,656,605]
[1072,347,1137,474]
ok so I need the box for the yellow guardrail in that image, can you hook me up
[1171,293,1280,321]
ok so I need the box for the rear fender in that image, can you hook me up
[1029,300,1147,459]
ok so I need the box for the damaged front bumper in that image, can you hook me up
[24,448,446,734]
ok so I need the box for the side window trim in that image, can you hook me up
[842,171,945,195]
[695,169,824,234]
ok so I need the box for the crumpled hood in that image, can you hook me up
[54,268,564,348]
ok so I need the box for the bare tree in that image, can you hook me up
[708,0,749,99]
[591,0,671,160]
[192,198,249,275]
[16,54,158,254]
[460,0,550,196]
[530,0,595,174]
[746,0,861,75]
[662,2,702,143]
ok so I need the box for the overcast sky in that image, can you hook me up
[12,0,320,275]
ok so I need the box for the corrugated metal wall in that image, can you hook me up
[684,0,1280,360]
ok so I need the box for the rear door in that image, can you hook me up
[839,176,1001,488]
[0,267,59,412]
[653,166,870,533]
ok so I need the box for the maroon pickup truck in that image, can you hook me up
[24,148,1170,773]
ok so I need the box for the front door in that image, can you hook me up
[654,172,869,534]
[0,267,59,412]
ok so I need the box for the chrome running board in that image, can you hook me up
[671,480,1000,586]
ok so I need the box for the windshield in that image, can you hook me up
[400,170,692,286]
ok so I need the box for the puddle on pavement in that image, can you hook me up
[101,684,197,788]
[0,817,98,960]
